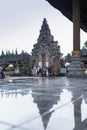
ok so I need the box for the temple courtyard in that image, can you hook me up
[0,76,87,130]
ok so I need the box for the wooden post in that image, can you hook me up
[72,0,80,57]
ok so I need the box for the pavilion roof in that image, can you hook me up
[46,0,87,32]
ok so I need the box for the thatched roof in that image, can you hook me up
[46,0,87,32]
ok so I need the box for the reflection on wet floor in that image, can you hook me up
[0,77,87,130]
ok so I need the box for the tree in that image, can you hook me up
[64,53,72,63]
[84,41,87,48]
[15,48,18,55]
[1,49,5,59]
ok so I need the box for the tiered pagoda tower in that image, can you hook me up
[32,18,62,75]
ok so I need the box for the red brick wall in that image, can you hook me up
[53,58,58,74]
[42,53,46,67]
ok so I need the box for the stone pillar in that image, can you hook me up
[67,0,86,77]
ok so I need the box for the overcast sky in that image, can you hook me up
[0,0,87,56]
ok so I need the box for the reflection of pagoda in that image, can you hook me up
[32,84,61,130]
[32,18,62,75]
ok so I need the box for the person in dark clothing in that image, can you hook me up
[0,67,5,79]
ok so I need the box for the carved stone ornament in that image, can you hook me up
[72,51,81,57]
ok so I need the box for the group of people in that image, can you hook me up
[0,65,49,78]
[32,65,48,77]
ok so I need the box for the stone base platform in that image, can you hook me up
[67,57,87,78]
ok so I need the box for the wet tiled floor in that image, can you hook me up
[0,76,87,130]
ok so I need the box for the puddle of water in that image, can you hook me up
[0,77,87,130]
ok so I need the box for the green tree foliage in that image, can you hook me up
[0,50,32,75]
[84,41,87,48]
[15,48,18,55]
[64,53,72,63]
[60,58,65,67]
[1,49,5,59]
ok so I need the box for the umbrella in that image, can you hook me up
[8,64,14,68]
